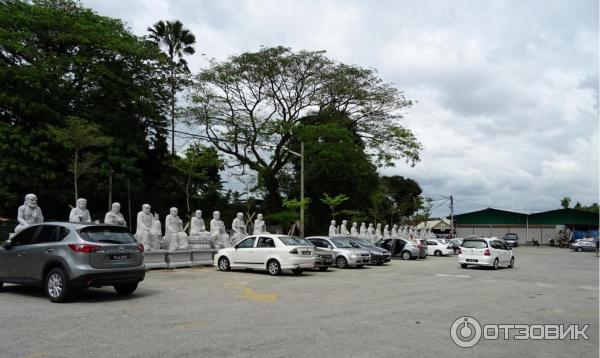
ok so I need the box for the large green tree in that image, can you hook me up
[188,46,421,212]
[0,0,170,218]
[147,19,196,155]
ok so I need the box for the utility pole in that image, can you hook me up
[300,141,304,238]
[450,195,454,239]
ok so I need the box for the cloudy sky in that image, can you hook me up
[83,0,599,217]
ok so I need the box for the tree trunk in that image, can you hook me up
[262,171,282,213]
[170,65,176,155]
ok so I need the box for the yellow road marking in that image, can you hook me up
[23,353,50,358]
[239,287,278,302]
[174,320,207,329]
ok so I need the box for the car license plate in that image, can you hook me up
[302,251,311,255]
[324,260,332,264]
[466,259,478,262]
[111,254,130,260]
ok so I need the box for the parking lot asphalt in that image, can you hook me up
[0,247,598,358]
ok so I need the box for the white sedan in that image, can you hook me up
[458,237,515,270]
[214,234,315,275]
[425,239,453,256]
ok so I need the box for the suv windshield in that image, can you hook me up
[462,240,488,249]
[354,240,374,247]
[330,238,353,248]
[503,234,518,240]
[79,226,137,244]
[278,236,307,246]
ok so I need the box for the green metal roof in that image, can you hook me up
[528,208,599,226]
[453,208,528,225]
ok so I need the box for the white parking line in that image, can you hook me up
[436,274,472,278]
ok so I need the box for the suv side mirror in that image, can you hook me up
[327,245,333,249]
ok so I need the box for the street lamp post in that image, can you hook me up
[283,142,304,238]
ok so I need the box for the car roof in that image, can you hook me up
[26,222,129,230]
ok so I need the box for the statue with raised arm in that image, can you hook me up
[69,198,91,223]
[328,220,337,236]
[231,212,248,246]
[211,211,230,250]
[359,222,367,239]
[104,202,126,226]
[164,207,189,250]
[350,222,359,238]
[14,194,44,234]
[340,220,350,236]
[253,213,268,235]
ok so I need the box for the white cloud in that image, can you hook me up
[82,0,599,217]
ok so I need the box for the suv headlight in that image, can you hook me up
[350,252,360,257]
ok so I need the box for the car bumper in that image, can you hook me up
[505,241,519,247]
[281,257,316,270]
[70,267,145,288]
[347,256,370,266]
[314,257,335,267]
[458,255,494,266]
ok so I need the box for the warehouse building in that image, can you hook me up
[453,208,599,245]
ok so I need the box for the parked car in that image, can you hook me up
[502,233,520,247]
[0,222,145,303]
[376,238,427,260]
[425,239,453,256]
[306,236,370,268]
[458,237,514,270]
[347,238,391,265]
[214,234,315,275]
[440,238,461,254]
[296,237,335,270]
[569,239,596,252]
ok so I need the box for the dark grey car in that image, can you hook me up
[0,222,145,302]
[347,238,391,265]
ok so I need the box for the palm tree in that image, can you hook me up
[147,20,196,155]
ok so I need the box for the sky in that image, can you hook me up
[82,0,599,217]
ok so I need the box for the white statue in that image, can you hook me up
[148,213,162,250]
[163,207,189,250]
[104,202,126,226]
[231,212,248,245]
[391,224,399,239]
[340,220,350,236]
[350,222,359,237]
[135,204,153,244]
[69,198,91,223]
[190,210,207,236]
[253,213,268,235]
[328,220,337,236]
[211,211,230,249]
[359,222,367,239]
[375,223,383,241]
[14,194,44,233]
[367,223,375,242]
[383,224,390,239]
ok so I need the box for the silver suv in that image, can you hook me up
[306,236,370,268]
[0,222,145,303]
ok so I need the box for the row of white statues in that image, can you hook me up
[328,219,436,242]
[13,194,268,252]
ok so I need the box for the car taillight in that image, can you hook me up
[484,249,490,256]
[137,244,144,252]
[289,248,298,254]
[417,244,423,249]
[68,243,100,253]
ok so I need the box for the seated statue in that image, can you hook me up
[69,198,91,223]
[231,212,248,246]
[340,220,350,236]
[135,204,153,245]
[211,211,230,250]
[14,193,44,234]
[163,207,189,250]
[148,213,162,251]
[375,223,383,241]
[189,210,211,249]
[253,213,268,235]
[367,223,375,242]
[391,224,399,239]
[359,222,367,240]
[104,202,126,226]
[328,220,337,236]
[350,222,359,238]
[383,224,391,239]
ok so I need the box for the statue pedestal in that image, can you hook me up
[144,250,168,269]
[191,249,214,265]
[166,250,193,269]
[189,233,212,249]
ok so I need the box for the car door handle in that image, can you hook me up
[45,249,54,254]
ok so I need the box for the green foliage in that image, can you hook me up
[320,193,349,220]
[560,196,571,209]
[380,176,423,219]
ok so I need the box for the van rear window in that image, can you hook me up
[461,240,488,249]
[78,226,137,244]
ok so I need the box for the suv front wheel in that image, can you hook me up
[45,267,71,303]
